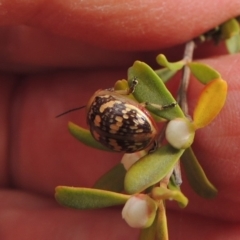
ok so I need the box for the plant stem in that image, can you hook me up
[174,41,195,186]
[156,201,168,240]
[139,212,158,240]
[177,40,195,116]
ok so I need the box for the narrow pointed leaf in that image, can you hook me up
[155,68,177,83]
[168,177,189,208]
[220,18,240,39]
[226,34,240,54]
[181,147,217,198]
[188,62,221,84]
[156,54,185,71]
[128,61,184,120]
[124,144,184,194]
[55,186,129,209]
[93,163,126,192]
[152,187,188,208]
[193,78,227,129]
[68,122,112,151]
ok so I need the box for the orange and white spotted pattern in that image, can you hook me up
[86,90,158,153]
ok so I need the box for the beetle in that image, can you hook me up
[57,78,176,153]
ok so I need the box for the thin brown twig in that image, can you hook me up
[173,41,195,186]
[177,40,195,116]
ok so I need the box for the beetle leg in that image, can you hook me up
[148,140,159,153]
[128,77,138,94]
[141,102,177,110]
[113,77,138,95]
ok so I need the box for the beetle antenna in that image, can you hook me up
[56,105,86,118]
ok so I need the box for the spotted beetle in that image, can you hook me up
[86,84,158,152]
[57,78,176,153]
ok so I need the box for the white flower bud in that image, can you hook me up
[122,194,157,228]
[165,118,195,149]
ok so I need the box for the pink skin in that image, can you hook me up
[0,1,240,239]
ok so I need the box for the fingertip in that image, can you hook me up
[0,0,240,50]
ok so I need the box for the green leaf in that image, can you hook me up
[156,54,185,71]
[124,144,184,194]
[93,163,126,192]
[226,34,240,54]
[220,18,240,39]
[55,186,129,209]
[68,122,112,151]
[152,187,188,208]
[188,62,221,84]
[128,61,184,120]
[114,79,129,90]
[155,68,177,83]
[181,147,218,198]
[168,176,188,208]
